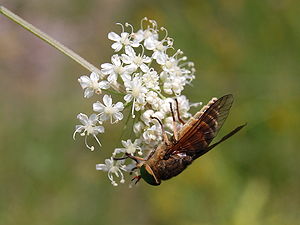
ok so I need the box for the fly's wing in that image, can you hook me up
[168,94,234,156]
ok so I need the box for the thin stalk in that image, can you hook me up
[0,5,122,92]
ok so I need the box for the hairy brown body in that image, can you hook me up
[141,98,218,183]
[135,94,246,186]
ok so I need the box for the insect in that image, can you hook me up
[118,94,246,186]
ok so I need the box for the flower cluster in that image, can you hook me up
[74,18,201,186]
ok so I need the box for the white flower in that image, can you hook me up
[164,116,175,130]
[123,76,148,117]
[142,69,160,90]
[163,76,186,95]
[75,18,200,186]
[145,91,161,110]
[113,139,142,156]
[78,72,109,98]
[122,46,151,72]
[132,28,158,47]
[93,95,124,124]
[144,36,171,65]
[142,125,162,145]
[96,158,126,186]
[73,113,104,151]
[133,121,144,134]
[159,97,174,115]
[131,18,159,47]
[141,109,164,126]
[108,31,131,52]
[101,55,133,83]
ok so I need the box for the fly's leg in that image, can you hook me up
[175,98,185,125]
[131,175,141,184]
[113,153,146,163]
[169,102,179,141]
[129,167,137,175]
[151,116,171,146]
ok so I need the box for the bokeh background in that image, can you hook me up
[1,0,299,225]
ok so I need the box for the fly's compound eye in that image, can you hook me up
[139,164,160,186]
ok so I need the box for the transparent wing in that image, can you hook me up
[169,94,234,156]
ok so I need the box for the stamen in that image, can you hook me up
[149,19,157,30]
[141,17,148,30]
[120,170,125,183]
[139,43,145,56]
[85,135,95,151]
[173,49,183,58]
[160,27,168,40]
[131,98,136,118]
[167,37,174,46]
[116,23,125,33]
[125,22,134,34]
[188,62,194,67]
[93,134,102,147]
[72,126,83,140]
[178,56,187,62]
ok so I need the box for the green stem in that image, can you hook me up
[0,5,122,93]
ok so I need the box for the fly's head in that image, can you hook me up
[139,163,161,186]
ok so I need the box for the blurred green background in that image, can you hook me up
[0,0,299,225]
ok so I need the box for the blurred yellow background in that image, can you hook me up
[0,0,299,225]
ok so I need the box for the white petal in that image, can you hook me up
[96,164,108,171]
[131,41,140,48]
[112,55,121,66]
[77,113,89,125]
[112,42,122,52]
[103,95,112,107]
[107,74,117,83]
[124,94,132,102]
[84,88,94,98]
[113,148,125,156]
[99,113,109,122]
[144,37,156,50]
[140,64,149,73]
[114,102,124,111]
[121,74,131,83]
[108,32,121,41]
[113,112,123,121]
[155,52,167,65]
[78,76,91,88]
[143,56,151,63]
[89,114,99,123]
[99,81,110,89]
[90,72,99,82]
[125,46,135,57]
[101,63,113,74]
[120,32,129,39]
[94,126,105,134]
[105,158,114,167]
[124,64,137,74]
[121,54,132,64]
[93,102,105,112]
[121,140,128,147]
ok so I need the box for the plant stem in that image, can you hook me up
[0,5,122,92]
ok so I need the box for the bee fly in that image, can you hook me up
[117,94,246,186]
